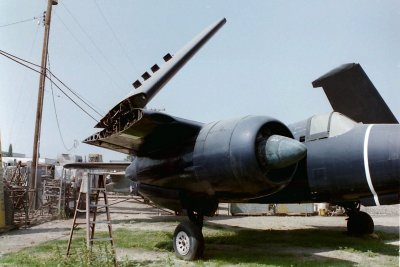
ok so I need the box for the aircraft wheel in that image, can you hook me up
[347,211,374,235]
[173,221,204,260]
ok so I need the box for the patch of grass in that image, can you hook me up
[113,228,173,251]
[0,240,117,267]
[203,228,399,256]
[0,226,398,266]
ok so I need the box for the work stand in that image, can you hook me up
[66,173,116,266]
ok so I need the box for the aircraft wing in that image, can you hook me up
[84,109,203,157]
[83,18,225,157]
[312,63,398,124]
[96,18,226,129]
[63,162,130,170]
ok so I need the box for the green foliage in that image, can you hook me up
[113,228,173,251]
[59,241,116,267]
[0,227,398,266]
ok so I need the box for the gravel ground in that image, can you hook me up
[0,196,398,265]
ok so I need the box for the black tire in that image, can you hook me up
[173,221,204,260]
[347,211,374,235]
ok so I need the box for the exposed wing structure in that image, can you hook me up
[84,109,203,157]
[83,18,226,156]
[312,63,398,124]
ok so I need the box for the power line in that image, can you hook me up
[9,23,41,144]
[55,12,126,94]
[60,2,130,88]
[94,0,138,73]
[45,66,105,118]
[0,48,104,117]
[0,49,41,73]
[46,74,100,122]
[0,49,100,122]
[48,53,76,151]
[0,15,43,28]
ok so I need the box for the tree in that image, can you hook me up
[8,144,12,157]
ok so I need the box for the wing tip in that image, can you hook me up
[312,63,359,88]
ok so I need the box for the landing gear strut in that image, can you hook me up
[173,210,205,260]
[344,202,374,235]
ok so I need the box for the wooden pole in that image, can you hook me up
[30,0,57,207]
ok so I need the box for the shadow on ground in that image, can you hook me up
[109,214,399,266]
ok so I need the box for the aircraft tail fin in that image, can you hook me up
[96,18,226,128]
[312,63,398,124]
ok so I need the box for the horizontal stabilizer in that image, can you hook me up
[312,63,398,124]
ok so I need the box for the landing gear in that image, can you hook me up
[172,196,218,260]
[173,221,204,260]
[347,211,374,235]
[188,210,204,228]
[173,210,205,260]
[344,202,374,235]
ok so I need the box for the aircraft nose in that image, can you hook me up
[263,135,307,169]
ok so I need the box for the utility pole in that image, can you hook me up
[30,0,58,207]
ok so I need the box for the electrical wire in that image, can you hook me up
[55,12,126,94]
[48,78,100,122]
[0,49,104,117]
[47,71,104,117]
[0,49,100,122]
[0,49,41,73]
[0,15,42,28]
[93,0,138,73]
[9,23,41,144]
[60,2,130,89]
[48,53,76,151]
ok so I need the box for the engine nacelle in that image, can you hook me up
[193,116,303,200]
[128,116,306,206]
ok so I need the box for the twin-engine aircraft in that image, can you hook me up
[67,18,399,260]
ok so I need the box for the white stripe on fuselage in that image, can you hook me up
[363,124,380,206]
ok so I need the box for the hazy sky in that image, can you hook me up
[1,0,399,161]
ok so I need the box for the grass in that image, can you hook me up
[0,225,398,267]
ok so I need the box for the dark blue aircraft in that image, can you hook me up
[76,18,399,260]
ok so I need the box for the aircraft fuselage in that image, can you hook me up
[128,112,399,212]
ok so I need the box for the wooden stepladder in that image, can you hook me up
[67,172,116,265]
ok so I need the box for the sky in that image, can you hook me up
[0,0,399,161]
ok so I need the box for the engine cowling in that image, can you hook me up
[128,115,306,205]
[193,116,306,200]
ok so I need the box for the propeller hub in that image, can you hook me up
[263,135,307,169]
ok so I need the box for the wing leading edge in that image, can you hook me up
[96,18,226,129]
[312,63,398,124]
[83,18,226,157]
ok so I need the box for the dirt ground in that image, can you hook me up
[0,195,398,265]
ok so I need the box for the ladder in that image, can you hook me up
[66,172,116,265]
